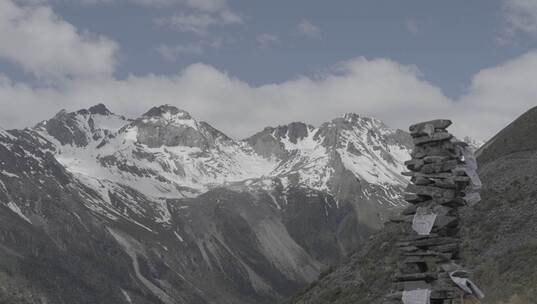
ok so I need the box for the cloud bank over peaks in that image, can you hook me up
[2,0,537,144]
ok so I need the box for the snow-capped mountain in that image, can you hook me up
[0,104,412,304]
[247,113,411,202]
[32,104,410,225]
[36,105,273,197]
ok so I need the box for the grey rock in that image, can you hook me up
[405,184,456,200]
[420,159,460,174]
[404,159,425,171]
[413,132,453,146]
[409,119,452,135]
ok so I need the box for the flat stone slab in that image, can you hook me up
[390,214,458,230]
[409,119,452,134]
[428,242,460,253]
[402,172,457,179]
[403,255,451,264]
[395,272,438,282]
[411,142,461,159]
[423,155,454,163]
[404,193,429,203]
[397,236,460,248]
[406,184,456,200]
[405,159,425,171]
[420,160,460,174]
[413,132,453,145]
[386,289,461,301]
[403,250,453,261]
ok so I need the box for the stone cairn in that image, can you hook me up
[385,119,484,304]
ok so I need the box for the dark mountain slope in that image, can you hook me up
[0,129,164,304]
[286,107,537,304]
[477,106,537,165]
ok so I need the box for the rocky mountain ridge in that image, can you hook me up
[31,104,413,226]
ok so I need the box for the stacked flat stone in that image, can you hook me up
[385,119,479,304]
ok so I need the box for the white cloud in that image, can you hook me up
[155,9,241,34]
[0,0,119,79]
[156,13,217,34]
[0,58,448,138]
[4,51,537,142]
[157,38,224,60]
[155,11,239,34]
[256,33,280,47]
[500,0,537,42]
[297,19,321,39]
[453,50,537,139]
[2,49,537,142]
[157,44,204,60]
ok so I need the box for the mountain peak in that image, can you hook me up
[131,105,218,148]
[342,113,360,121]
[88,103,112,115]
[143,105,192,120]
[73,104,114,117]
[326,113,385,132]
[35,104,129,147]
[272,122,313,142]
[340,112,383,125]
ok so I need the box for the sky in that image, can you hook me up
[1,0,537,141]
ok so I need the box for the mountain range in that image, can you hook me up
[0,103,414,304]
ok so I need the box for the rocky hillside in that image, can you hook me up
[285,106,537,304]
[0,104,412,304]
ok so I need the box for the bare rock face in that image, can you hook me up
[273,122,311,144]
[35,103,129,147]
[135,105,211,148]
[38,109,92,147]
[88,103,113,115]
[245,123,308,159]
[409,120,452,136]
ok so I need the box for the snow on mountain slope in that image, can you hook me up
[35,103,129,147]
[270,124,333,192]
[334,114,410,185]
[31,104,411,225]
[246,113,412,208]
[32,105,276,223]
[36,105,274,193]
[94,105,275,195]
